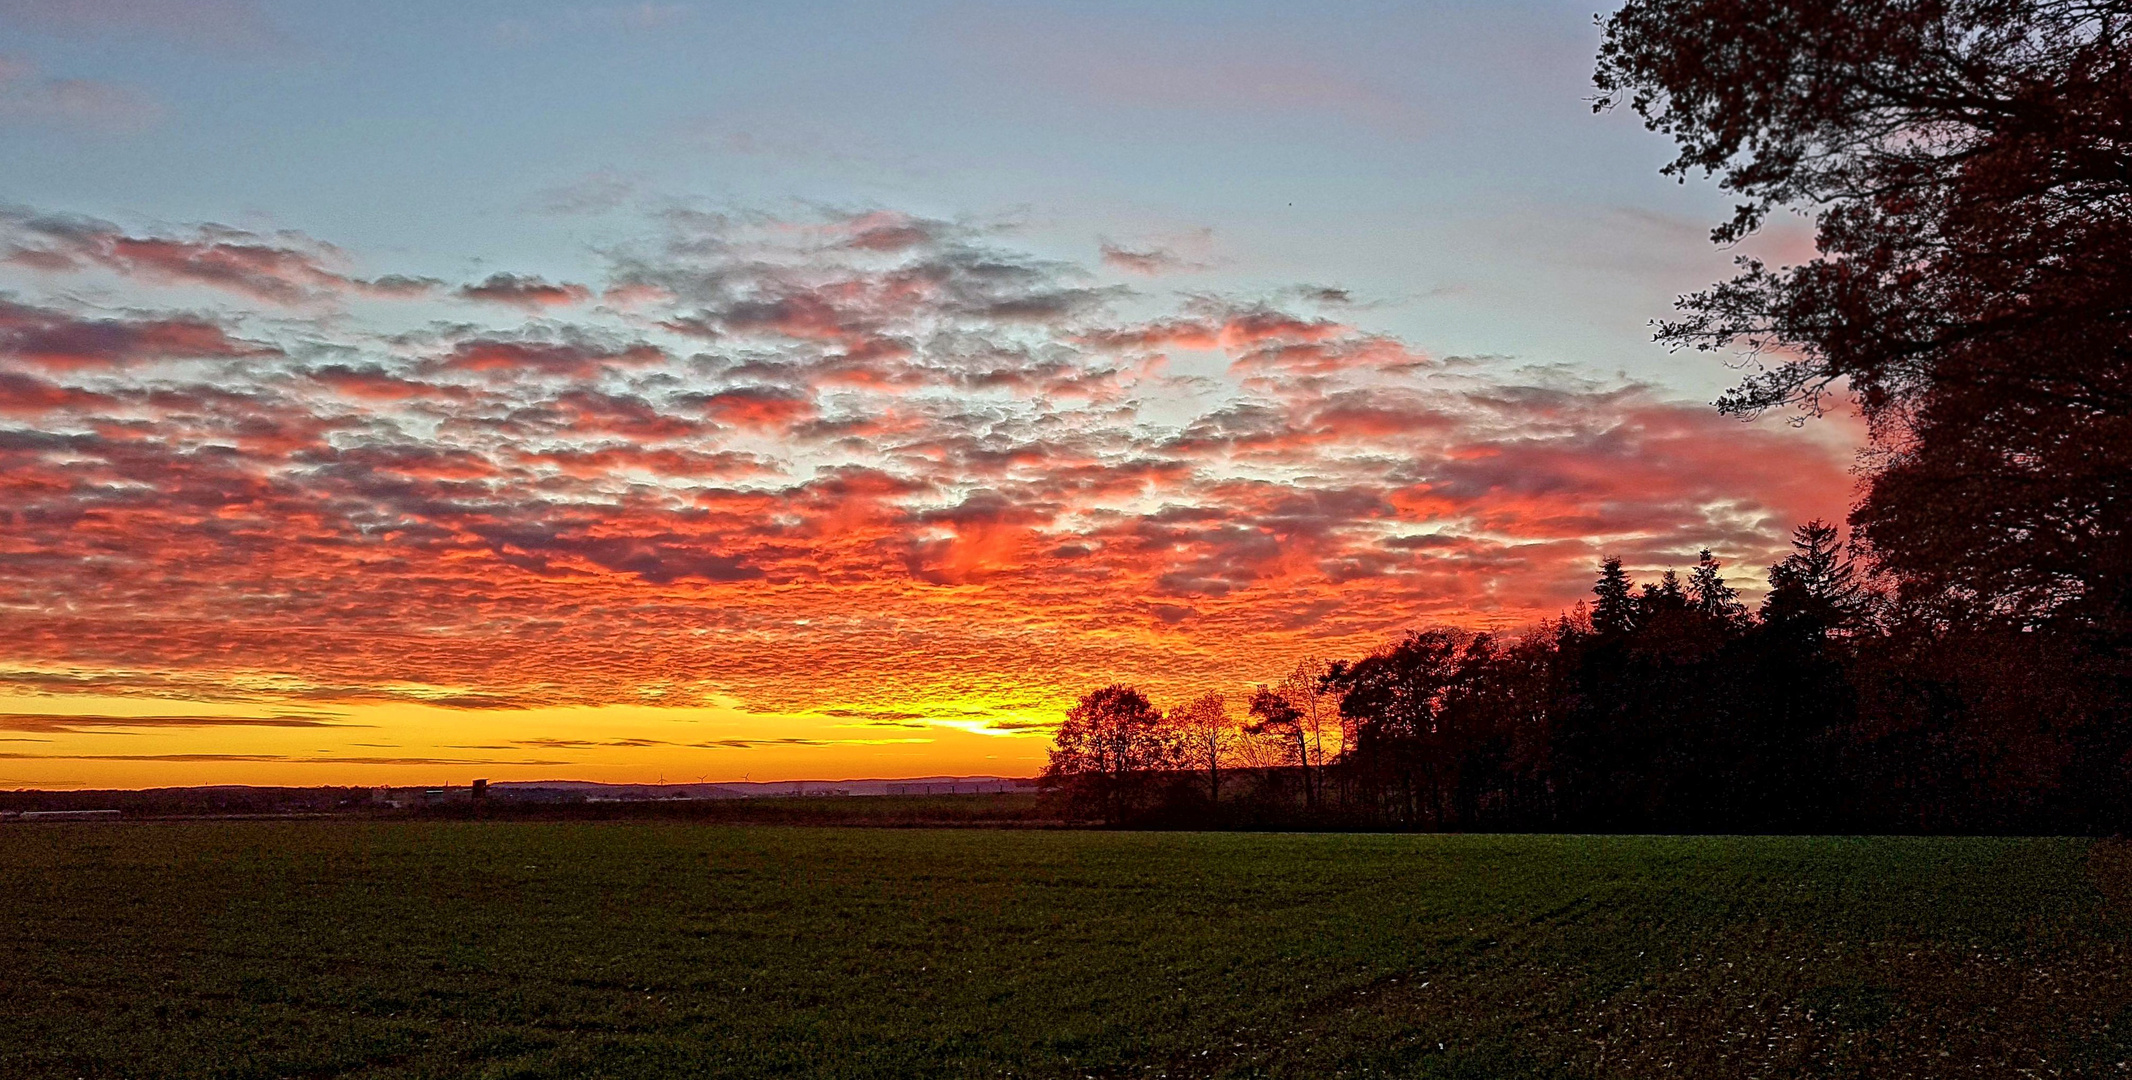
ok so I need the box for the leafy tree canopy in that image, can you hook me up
[1596,0,2132,629]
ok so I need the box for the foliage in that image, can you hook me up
[1169,692,1237,805]
[1057,527,2127,832]
[1586,0,2132,834]
[1594,0,2132,634]
[1243,659,1338,810]
[1042,683,1181,822]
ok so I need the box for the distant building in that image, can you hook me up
[374,785,476,809]
[485,786,586,804]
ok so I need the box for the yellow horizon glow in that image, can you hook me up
[0,693,1061,790]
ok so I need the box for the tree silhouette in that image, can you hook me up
[1592,557,1638,636]
[1688,549,1745,624]
[1246,684,1312,810]
[1043,684,1178,823]
[1324,630,1472,825]
[1596,0,2132,632]
[1762,521,1866,638]
[1589,1,2132,834]
[1045,515,2131,832]
[1169,692,1236,806]
[1242,659,1336,810]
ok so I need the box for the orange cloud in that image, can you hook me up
[691,385,818,429]
[0,205,1862,785]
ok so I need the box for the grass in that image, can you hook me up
[3,824,2130,1079]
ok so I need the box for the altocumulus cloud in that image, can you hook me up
[0,205,1856,719]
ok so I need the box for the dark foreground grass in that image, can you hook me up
[3,826,2130,1079]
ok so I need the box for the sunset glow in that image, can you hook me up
[0,1,1861,787]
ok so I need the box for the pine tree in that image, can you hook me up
[1761,522,1864,634]
[1642,569,1689,616]
[1657,569,1684,601]
[1688,549,1745,623]
[1592,557,1637,636]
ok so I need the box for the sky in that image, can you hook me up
[0,0,1859,789]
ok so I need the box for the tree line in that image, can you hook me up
[1044,521,2131,833]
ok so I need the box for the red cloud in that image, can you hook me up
[834,211,944,253]
[515,445,766,479]
[0,370,112,414]
[547,389,708,440]
[98,236,340,303]
[0,299,275,370]
[1082,309,1347,355]
[1098,243,1197,276]
[439,338,665,377]
[308,365,455,402]
[691,386,817,429]
[1,211,432,303]
[1231,334,1428,376]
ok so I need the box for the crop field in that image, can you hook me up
[3,825,2130,1079]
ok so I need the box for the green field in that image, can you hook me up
[4,824,2129,1078]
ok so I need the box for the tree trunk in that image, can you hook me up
[1295,730,1315,809]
